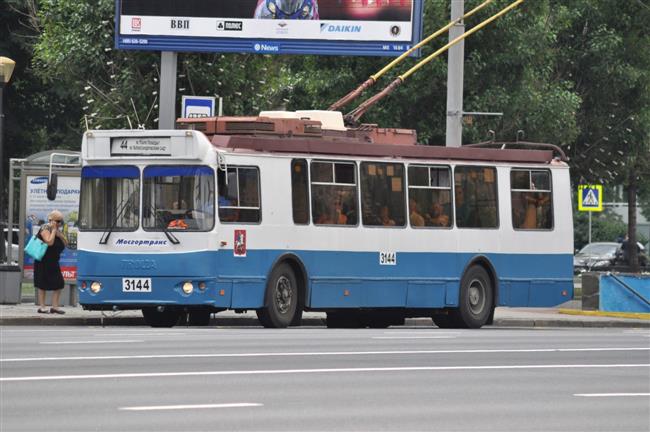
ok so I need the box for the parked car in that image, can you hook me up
[574,241,649,274]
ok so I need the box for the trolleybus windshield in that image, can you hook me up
[79,166,140,231]
[142,165,215,231]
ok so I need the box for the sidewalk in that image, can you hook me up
[1,300,648,328]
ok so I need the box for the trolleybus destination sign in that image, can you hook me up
[115,0,424,56]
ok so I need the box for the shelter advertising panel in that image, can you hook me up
[23,176,80,281]
[116,0,423,56]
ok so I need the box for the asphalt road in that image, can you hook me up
[1,326,649,432]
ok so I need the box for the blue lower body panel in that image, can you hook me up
[77,249,573,310]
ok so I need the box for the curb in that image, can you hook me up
[558,308,650,321]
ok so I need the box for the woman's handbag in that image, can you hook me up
[24,234,48,261]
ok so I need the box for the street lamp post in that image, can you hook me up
[0,56,16,264]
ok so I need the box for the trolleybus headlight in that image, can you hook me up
[198,282,207,291]
[182,281,194,294]
[81,281,87,290]
[90,281,102,293]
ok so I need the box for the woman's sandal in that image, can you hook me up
[37,308,49,314]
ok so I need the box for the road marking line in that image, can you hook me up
[372,336,456,339]
[574,393,650,398]
[95,333,183,337]
[39,340,143,345]
[119,403,262,411]
[3,347,648,363]
[2,364,648,382]
[382,331,460,335]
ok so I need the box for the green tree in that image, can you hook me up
[557,0,650,269]
[1,0,81,159]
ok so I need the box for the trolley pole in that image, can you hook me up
[445,0,465,148]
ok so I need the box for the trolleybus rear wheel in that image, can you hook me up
[257,263,298,328]
[457,265,493,328]
[142,306,182,328]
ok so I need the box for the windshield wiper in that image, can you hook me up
[148,203,180,245]
[99,194,136,245]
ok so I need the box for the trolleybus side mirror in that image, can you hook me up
[47,173,58,201]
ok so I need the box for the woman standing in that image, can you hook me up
[35,210,68,314]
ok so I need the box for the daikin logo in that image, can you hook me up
[320,23,362,33]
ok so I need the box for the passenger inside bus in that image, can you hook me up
[426,202,450,227]
[409,198,425,227]
[380,206,396,226]
[521,192,550,229]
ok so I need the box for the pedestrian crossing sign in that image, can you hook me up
[578,184,603,212]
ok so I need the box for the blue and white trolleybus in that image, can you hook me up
[77,111,573,328]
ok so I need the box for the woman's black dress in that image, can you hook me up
[34,230,65,291]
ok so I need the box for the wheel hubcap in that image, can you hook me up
[275,275,293,314]
[468,278,486,315]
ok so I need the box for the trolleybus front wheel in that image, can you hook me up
[142,306,182,328]
[256,263,298,328]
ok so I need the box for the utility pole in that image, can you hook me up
[159,51,178,130]
[446,0,465,148]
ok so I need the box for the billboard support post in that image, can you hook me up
[446,0,465,148]
[159,51,177,130]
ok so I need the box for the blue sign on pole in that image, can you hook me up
[182,96,216,118]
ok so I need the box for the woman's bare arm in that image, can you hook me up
[40,224,57,246]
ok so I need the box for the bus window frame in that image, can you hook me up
[218,165,262,225]
[510,168,554,231]
[291,159,311,226]
[142,165,216,233]
[453,165,500,230]
[360,161,407,229]
[310,159,359,227]
[78,165,141,232]
[407,164,454,230]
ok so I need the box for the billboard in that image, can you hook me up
[116,0,423,56]
[23,175,80,281]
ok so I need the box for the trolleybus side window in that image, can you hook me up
[291,159,310,225]
[407,165,452,228]
[142,166,215,231]
[454,166,499,229]
[511,169,553,230]
[79,166,140,231]
[310,161,358,226]
[217,167,261,223]
[361,162,406,227]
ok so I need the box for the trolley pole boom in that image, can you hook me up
[328,0,494,112]
[344,0,526,125]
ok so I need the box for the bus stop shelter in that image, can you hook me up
[0,150,80,304]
